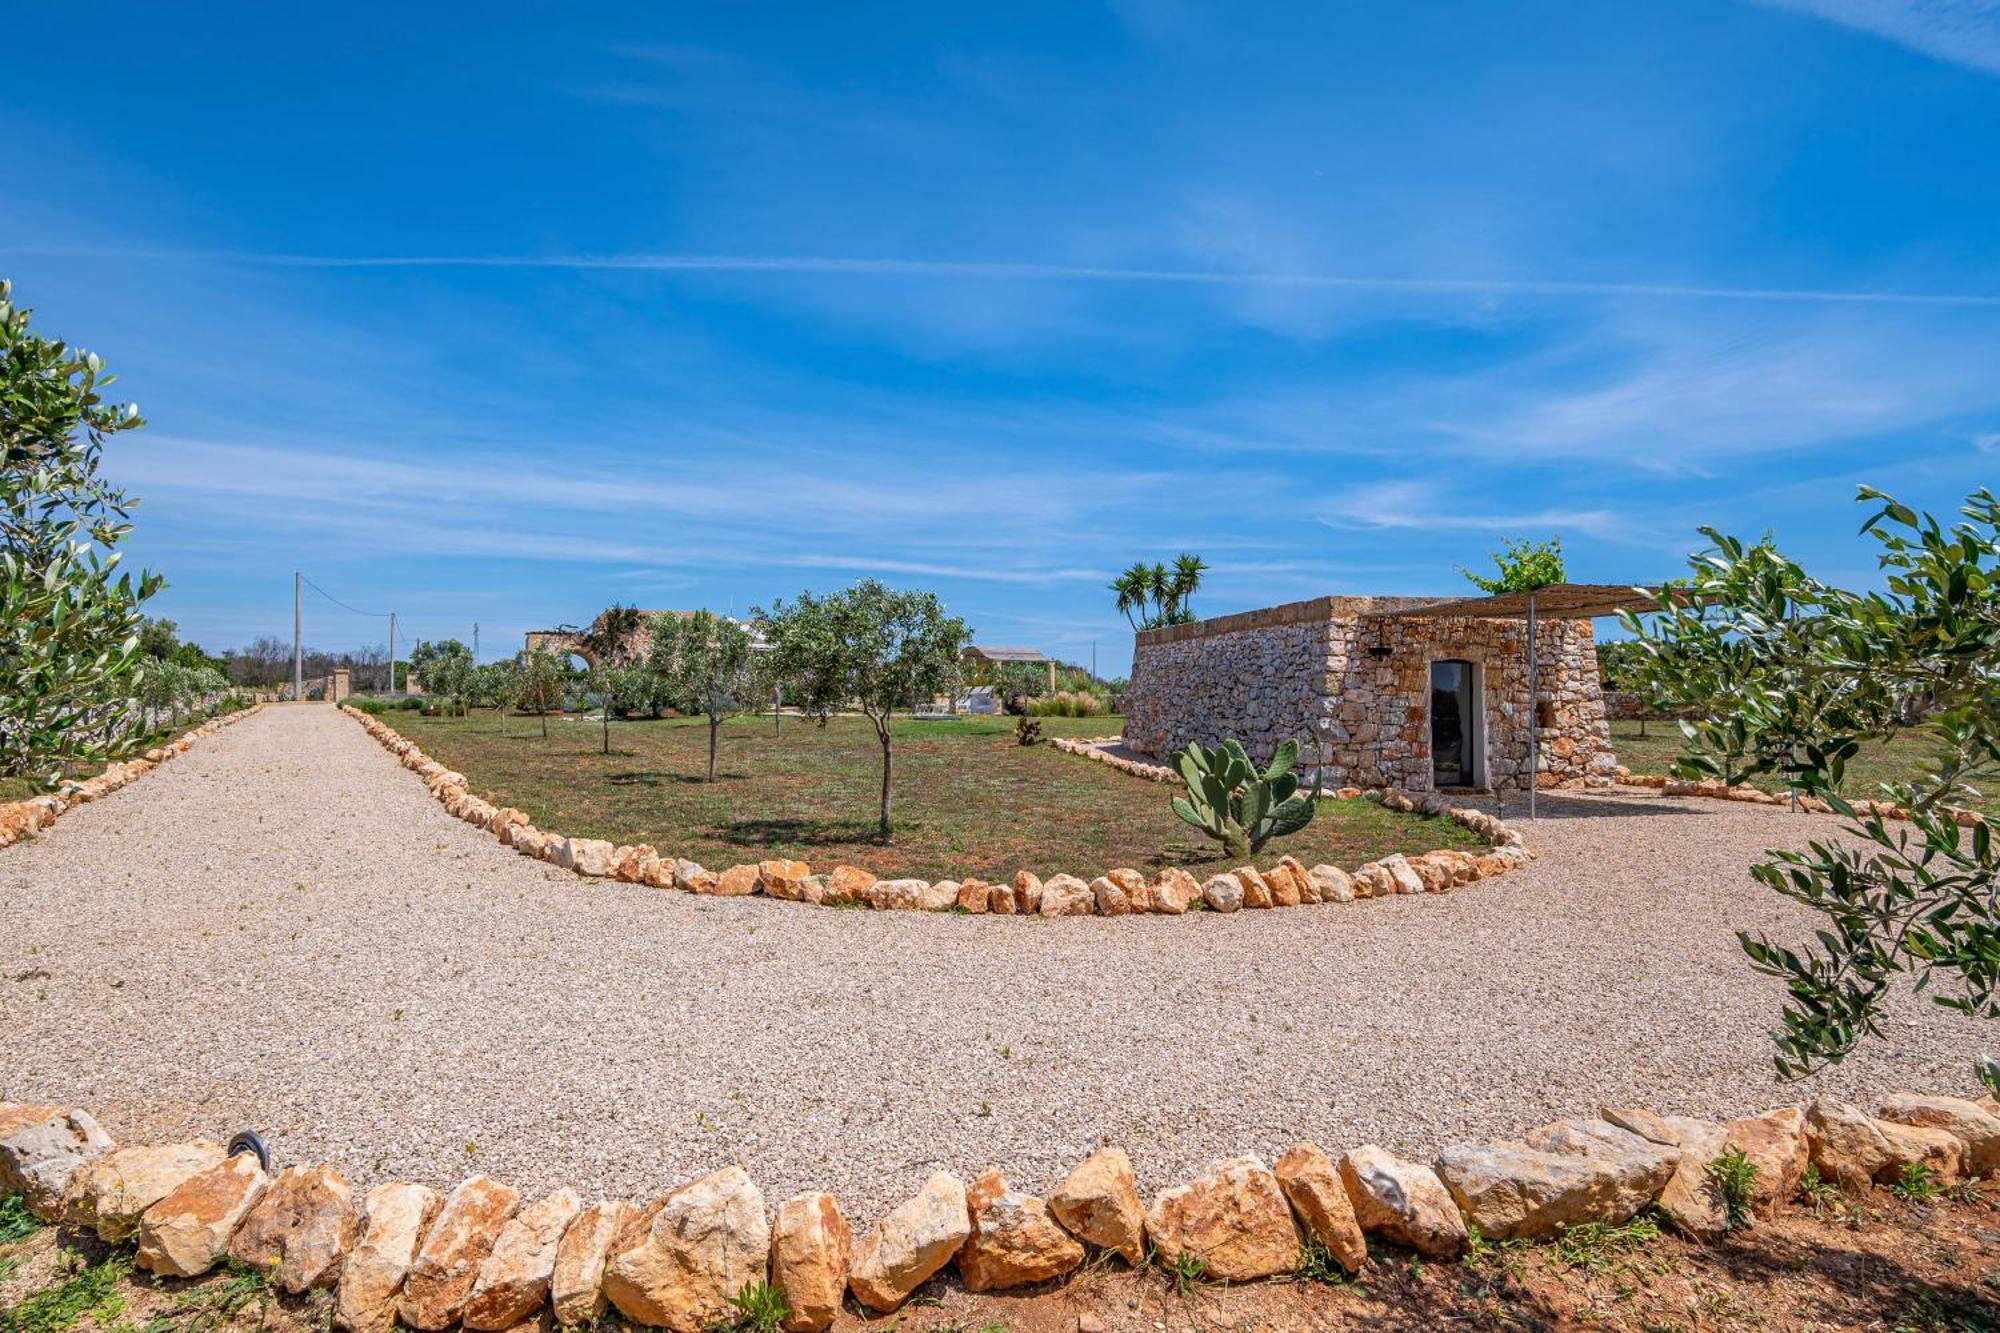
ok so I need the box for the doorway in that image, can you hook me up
[1430,659,1482,787]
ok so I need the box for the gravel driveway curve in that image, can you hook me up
[0,703,1984,1219]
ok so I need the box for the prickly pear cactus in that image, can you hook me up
[1170,737,1319,859]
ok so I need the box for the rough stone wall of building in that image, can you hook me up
[1119,601,1334,764]
[1123,598,1616,791]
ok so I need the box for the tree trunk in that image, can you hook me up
[602,704,610,754]
[540,696,548,741]
[877,721,893,838]
[708,715,720,782]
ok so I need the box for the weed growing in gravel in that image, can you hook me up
[1892,1162,1941,1204]
[708,1280,788,1333]
[1293,1238,1354,1285]
[1546,1214,1662,1274]
[0,1194,38,1244]
[167,1260,272,1333]
[3,1251,131,1333]
[1798,1164,1839,1218]
[1706,1147,1760,1231]
[1152,1247,1209,1296]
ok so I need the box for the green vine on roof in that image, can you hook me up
[1460,536,1565,594]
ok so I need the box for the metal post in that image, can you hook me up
[1527,591,1538,820]
[293,572,303,702]
[389,612,398,698]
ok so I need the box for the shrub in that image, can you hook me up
[1014,716,1042,746]
[1706,1146,1759,1231]
[1891,1161,1940,1203]
[1025,690,1102,717]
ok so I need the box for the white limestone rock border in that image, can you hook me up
[6,1081,1998,1322]
[345,706,1533,921]
[0,703,266,851]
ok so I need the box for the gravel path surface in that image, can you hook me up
[0,703,1983,1219]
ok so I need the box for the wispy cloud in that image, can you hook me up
[1318,480,1628,540]
[6,244,1998,309]
[1750,0,2000,75]
[1975,431,2000,451]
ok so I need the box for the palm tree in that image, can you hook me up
[1144,563,1171,626]
[1111,564,1153,632]
[1166,553,1208,623]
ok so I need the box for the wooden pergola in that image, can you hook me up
[1366,584,1669,817]
[963,645,1059,693]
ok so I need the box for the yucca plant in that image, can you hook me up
[1171,737,1319,860]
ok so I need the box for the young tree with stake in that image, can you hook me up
[757,580,970,838]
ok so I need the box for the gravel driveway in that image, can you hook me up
[0,703,1983,1219]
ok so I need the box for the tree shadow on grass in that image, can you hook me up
[719,816,891,848]
[606,769,751,786]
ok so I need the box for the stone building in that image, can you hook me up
[522,609,706,668]
[1121,591,1628,793]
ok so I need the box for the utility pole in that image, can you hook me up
[1091,640,1097,683]
[388,612,398,698]
[293,572,303,702]
[473,623,480,663]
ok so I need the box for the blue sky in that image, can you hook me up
[6,0,1999,674]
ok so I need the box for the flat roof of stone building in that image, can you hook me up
[1134,584,1665,646]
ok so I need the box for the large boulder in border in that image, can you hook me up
[848,1172,971,1313]
[1048,1147,1146,1265]
[603,1166,770,1333]
[1037,875,1095,917]
[64,1139,227,1242]
[229,1163,361,1293]
[337,1183,441,1333]
[0,1103,115,1222]
[1807,1097,1962,1192]
[1337,1145,1467,1258]
[461,1188,584,1330]
[551,1198,632,1327]
[1144,1156,1301,1283]
[1435,1135,1673,1242]
[135,1153,270,1277]
[955,1169,1085,1292]
[398,1175,523,1330]
[1875,1093,2000,1178]
[1274,1143,1368,1274]
[770,1191,851,1333]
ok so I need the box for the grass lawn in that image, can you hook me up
[1609,718,1998,815]
[382,709,1484,881]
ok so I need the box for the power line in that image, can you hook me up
[299,575,391,619]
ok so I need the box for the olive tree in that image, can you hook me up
[1,280,160,780]
[514,646,565,740]
[757,580,970,837]
[650,610,755,782]
[1623,487,1999,1076]
[409,639,475,714]
[580,605,645,752]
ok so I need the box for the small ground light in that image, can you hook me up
[227,1129,270,1171]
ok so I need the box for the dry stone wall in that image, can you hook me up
[1122,596,1616,792]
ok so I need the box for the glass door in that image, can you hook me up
[1430,660,1475,786]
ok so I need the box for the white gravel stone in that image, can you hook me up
[0,706,1984,1220]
